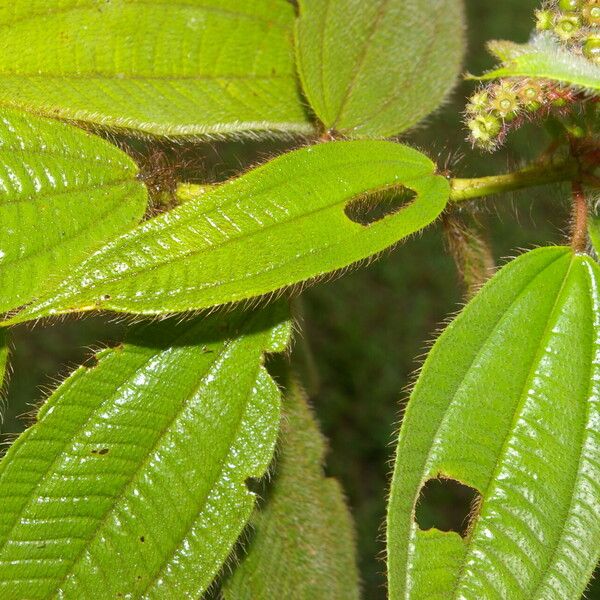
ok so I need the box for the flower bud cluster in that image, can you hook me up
[466,80,578,150]
[536,0,600,62]
[466,0,600,150]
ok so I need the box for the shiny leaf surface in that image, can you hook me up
[475,33,600,91]
[0,108,147,314]
[0,0,312,138]
[224,377,360,600]
[387,246,600,599]
[295,0,465,138]
[0,306,291,598]
[6,141,449,323]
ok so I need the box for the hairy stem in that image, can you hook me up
[571,181,588,253]
[449,159,579,203]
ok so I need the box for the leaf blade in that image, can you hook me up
[0,306,290,598]
[0,108,147,314]
[7,140,449,322]
[224,377,360,600]
[475,33,600,91]
[387,246,600,599]
[295,0,466,138]
[0,0,312,138]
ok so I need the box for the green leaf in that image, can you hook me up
[387,246,600,599]
[223,377,360,600]
[295,0,466,138]
[0,0,312,139]
[0,108,147,314]
[0,305,291,598]
[6,141,449,323]
[474,32,600,91]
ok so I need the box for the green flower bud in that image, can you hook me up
[554,13,582,40]
[583,36,600,63]
[490,83,520,120]
[468,114,502,146]
[559,0,581,11]
[467,90,490,114]
[583,1,600,25]
[535,9,555,30]
[518,81,544,112]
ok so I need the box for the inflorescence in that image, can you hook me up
[466,0,600,151]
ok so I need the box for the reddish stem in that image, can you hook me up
[571,181,588,253]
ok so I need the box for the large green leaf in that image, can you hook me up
[0,108,147,314]
[224,377,360,599]
[475,33,600,91]
[5,141,449,323]
[0,306,291,598]
[387,246,600,599]
[295,0,465,138]
[0,0,312,138]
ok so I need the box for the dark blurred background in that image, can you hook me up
[2,0,598,598]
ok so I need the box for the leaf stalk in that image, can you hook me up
[449,159,580,203]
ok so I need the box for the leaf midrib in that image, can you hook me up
[138,359,265,597]
[0,332,235,592]
[330,0,391,130]
[352,8,444,132]
[528,258,599,599]
[57,339,243,594]
[395,249,569,599]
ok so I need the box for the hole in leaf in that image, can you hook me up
[415,477,481,538]
[344,186,416,226]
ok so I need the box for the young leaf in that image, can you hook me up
[0,108,147,314]
[475,32,600,91]
[0,0,312,138]
[295,0,466,138]
[0,305,291,598]
[6,141,450,323]
[387,246,600,599]
[223,377,360,600]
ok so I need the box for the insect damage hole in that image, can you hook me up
[344,186,416,226]
[415,477,481,538]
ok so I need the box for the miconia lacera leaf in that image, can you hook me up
[0,304,291,598]
[0,107,147,314]
[224,377,360,600]
[295,0,466,138]
[0,0,312,138]
[5,141,449,323]
[387,246,600,600]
